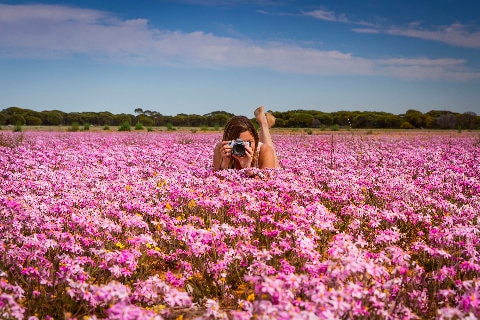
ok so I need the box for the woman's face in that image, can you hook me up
[238,130,255,150]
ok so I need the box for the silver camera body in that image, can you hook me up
[229,138,250,156]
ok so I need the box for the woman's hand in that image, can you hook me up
[217,141,233,169]
[215,140,253,170]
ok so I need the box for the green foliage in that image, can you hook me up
[330,124,339,131]
[83,123,90,131]
[9,114,26,126]
[404,109,433,128]
[43,111,64,125]
[69,122,80,132]
[1,106,479,130]
[137,114,154,127]
[103,125,110,130]
[135,122,144,130]
[118,122,131,132]
[288,112,314,127]
[400,121,415,129]
[115,114,134,127]
[25,115,42,126]
[13,123,22,132]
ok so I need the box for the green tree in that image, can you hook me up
[137,114,154,127]
[287,112,315,127]
[114,114,134,126]
[435,113,457,129]
[314,113,333,126]
[204,111,233,127]
[404,109,433,128]
[332,111,354,126]
[25,115,42,125]
[65,112,82,125]
[383,115,402,128]
[0,113,7,125]
[42,111,64,125]
[3,106,28,115]
[98,112,115,125]
[8,114,26,125]
[352,113,376,128]
[458,111,478,130]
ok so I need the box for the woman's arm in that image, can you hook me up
[258,144,276,169]
[212,141,233,170]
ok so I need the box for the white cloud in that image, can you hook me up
[302,9,374,27]
[351,28,380,34]
[305,7,480,50]
[0,3,374,75]
[376,57,480,81]
[0,4,478,81]
[303,9,344,22]
[385,23,480,49]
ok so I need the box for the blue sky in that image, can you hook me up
[1,0,479,117]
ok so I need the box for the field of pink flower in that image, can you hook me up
[1,130,479,319]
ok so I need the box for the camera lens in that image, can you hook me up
[232,143,245,156]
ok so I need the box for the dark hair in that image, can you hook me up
[223,116,259,167]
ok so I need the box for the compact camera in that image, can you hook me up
[229,138,250,156]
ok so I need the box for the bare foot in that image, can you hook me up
[266,112,275,128]
[255,106,275,128]
[254,106,265,124]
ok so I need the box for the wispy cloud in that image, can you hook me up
[167,0,282,6]
[0,4,478,81]
[302,9,375,27]
[303,9,349,23]
[305,7,480,50]
[384,23,480,49]
[351,28,380,34]
[376,57,480,81]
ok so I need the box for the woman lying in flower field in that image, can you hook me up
[213,106,279,171]
[0,129,480,319]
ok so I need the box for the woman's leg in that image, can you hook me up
[254,106,279,167]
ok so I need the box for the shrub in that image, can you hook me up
[118,122,131,132]
[400,121,414,129]
[330,124,339,131]
[69,122,80,132]
[135,123,144,130]
[13,124,22,132]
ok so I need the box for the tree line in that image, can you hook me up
[1,106,479,130]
